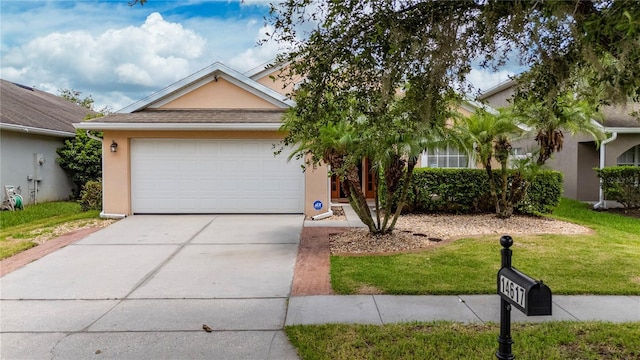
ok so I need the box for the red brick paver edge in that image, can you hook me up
[0,227,102,277]
[291,227,349,296]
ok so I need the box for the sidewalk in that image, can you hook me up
[286,295,640,325]
[297,204,640,325]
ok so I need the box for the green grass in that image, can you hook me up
[286,321,640,360]
[0,202,100,260]
[331,198,640,295]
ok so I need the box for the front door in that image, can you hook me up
[364,158,376,199]
[330,159,376,201]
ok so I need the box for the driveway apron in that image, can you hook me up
[0,215,303,360]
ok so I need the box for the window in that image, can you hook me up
[617,145,640,166]
[422,146,469,168]
[509,147,532,168]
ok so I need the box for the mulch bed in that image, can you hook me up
[599,207,640,219]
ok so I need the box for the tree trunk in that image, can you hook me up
[341,166,377,232]
[497,157,511,219]
[484,162,499,215]
[387,156,417,232]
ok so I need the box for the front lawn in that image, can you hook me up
[0,202,101,260]
[286,321,640,360]
[331,198,640,295]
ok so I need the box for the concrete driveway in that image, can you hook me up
[0,215,303,360]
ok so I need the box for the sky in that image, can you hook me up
[1,0,519,112]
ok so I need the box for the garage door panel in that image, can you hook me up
[131,139,304,214]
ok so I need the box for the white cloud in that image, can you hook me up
[1,12,207,110]
[227,25,281,72]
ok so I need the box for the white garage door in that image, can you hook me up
[131,139,304,213]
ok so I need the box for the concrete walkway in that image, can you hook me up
[0,215,302,360]
[286,295,640,325]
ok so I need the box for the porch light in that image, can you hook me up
[110,140,118,153]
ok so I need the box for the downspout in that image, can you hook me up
[85,131,103,143]
[85,131,127,219]
[311,210,334,221]
[594,132,618,209]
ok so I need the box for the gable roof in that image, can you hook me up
[478,79,640,131]
[0,79,95,137]
[243,59,288,82]
[597,103,640,132]
[118,62,295,113]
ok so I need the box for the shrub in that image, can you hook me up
[79,180,102,211]
[596,166,640,208]
[516,170,564,214]
[56,130,102,198]
[404,168,563,215]
[407,168,492,213]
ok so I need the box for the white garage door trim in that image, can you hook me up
[130,138,304,214]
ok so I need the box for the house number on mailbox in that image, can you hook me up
[499,275,526,309]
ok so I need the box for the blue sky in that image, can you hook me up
[1,0,517,111]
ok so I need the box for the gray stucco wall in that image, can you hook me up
[545,135,583,200]
[513,134,601,201]
[546,133,640,202]
[0,130,74,204]
[605,133,640,164]
[576,142,600,201]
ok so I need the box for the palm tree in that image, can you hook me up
[454,108,524,218]
[513,92,604,166]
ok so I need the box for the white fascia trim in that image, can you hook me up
[118,62,294,113]
[243,58,278,77]
[148,71,294,109]
[118,63,225,113]
[0,123,75,137]
[603,127,640,134]
[244,60,288,80]
[74,122,283,131]
[478,79,517,100]
[460,98,530,131]
[222,73,295,108]
[461,97,499,114]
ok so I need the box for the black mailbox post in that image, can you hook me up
[496,235,552,360]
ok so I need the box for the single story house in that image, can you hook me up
[76,62,333,217]
[0,79,93,203]
[478,80,640,207]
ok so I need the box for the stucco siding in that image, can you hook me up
[253,65,301,96]
[0,131,74,203]
[480,87,515,109]
[158,78,278,109]
[605,134,640,164]
[546,136,580,199]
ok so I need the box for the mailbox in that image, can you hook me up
[497,266,552,316]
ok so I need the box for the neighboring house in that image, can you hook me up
[76,62,331,217]
[0,79,94,204]
[478,80,640,206]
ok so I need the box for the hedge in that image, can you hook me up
[596,166,640,208]
[401,168,563,215]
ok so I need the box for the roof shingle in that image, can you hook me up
[1,79,96,134]
[83,109,286,124]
